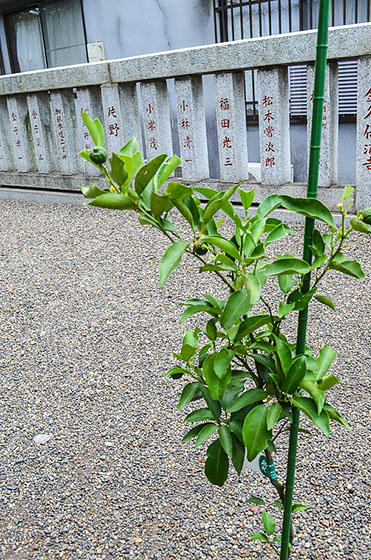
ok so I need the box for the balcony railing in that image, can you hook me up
[0,23,370,210]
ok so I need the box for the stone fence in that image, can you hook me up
[0,23,370,209]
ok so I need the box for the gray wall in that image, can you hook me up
[82,0,215,59]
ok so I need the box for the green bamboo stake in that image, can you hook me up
[280,1,331,558]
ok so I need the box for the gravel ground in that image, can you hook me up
[0,198,370,560]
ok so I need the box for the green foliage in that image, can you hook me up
[79,119,369,556]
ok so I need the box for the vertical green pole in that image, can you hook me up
[280,1,331,559]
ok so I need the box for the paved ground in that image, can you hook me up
[0,198,370,560]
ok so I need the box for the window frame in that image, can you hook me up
[2,0,88,73]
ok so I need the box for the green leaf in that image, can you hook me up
[242,273,261,304]
[282,355,307,394]
[330,253,365,280]
[323,403,350,429]
[306,344,337,380]
[81,183,107,199]
[235,315,272,342]
[182,424,205,443]
[200,385,221,420]
[87,192,136,210]
[221,290,251,330]
[243,404,270,461]
[195,423,218,449]
[165,365,187,379]
[177,382,201,410]
[257,194,281,217]
[267,403,282,430]
[218,426,233,458]
[265,258,311,276]
[239,188,254,213]
[163,181,192,202]
[81,111,104,146]
[314,294,336,311]
[200,235,241,261]
[157,155,181,188]
[292,503,311,513]
[272,500,283,510]
[206,319,218,342]
[180,305,217,324]
[350,217,371,234]
[342,186,354,202]
[278,274,296,294]
[278,301,295,317]
[265,223,292,244]
[185,408,217,423]
[202,354,231,401]
[250,532,270,542]
[317,374,342,391]
[228,388,267,413]
[109,153,128,187]
[119,137,137,157]
[279,195,334,226]
[262,512,275,536]
[311,229,325,256]
[274,336,292,375]
[214,348,234,379]
[204,439,229,487]
[159,241,189,286]
[193,186,219,199]
[300,379,325,414]
[202,183,240,224]
[231,433,245,474]
[150,191,173,218]
[291,397,330,436]
[246,497,265,505]
[134,154,167,195]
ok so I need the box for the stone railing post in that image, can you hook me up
[7,95,35,172]
[100,83,124,154]
[257,68,291,185]
[356,55,371,208]
[119,83,143,153]
[141,80,173,160]
[27,92,57,174]
[50,90,78,174]
[174,77,209,181]
[0,97,13,171]
[215,72,249,182]
[307,63,338,186]
[76,86,103,174]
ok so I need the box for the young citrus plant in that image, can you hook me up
[79,111,370,555]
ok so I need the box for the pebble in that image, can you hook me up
[0,199,370,560]
[32,434,53,445]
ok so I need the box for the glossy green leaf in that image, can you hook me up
[108,153,128,187]
[193,186,219,199]
[185,408,217,423]
[314,294,336,311]
[291,397,330,436]
[218,425,233,458]
[242,273,261,304]
[206,319,218,342]
[134,154,167,195]
[81,111,104,146]
[214,348,234,379]
[311,229,325,256]
[306,344,337,380]
[81,183,107,199]
[265,223,292,244]
[330,253,365,280]
[150,191,172,218]
[180,304,218,324]
[235,315,272,342]
[300,379,325,414]
[202,183,240,224]
[231,433,245,474]
[250,532,270,542]
[350,217,371,234]
[246,496,265,505]
[278,301,295,317]
[262,512,275,536]
[342,186,354,202]
[182,424,205,443]
[243,404,270,461]
[164,365,187,379]
[292,503,311,513]
[282,355,307,394]
[265,258,311,276]
[177,382,201,410]
[119,137,137,157]
[159,241,189,286]
[228,388,266,413]
[323,403,350,429]
[202,354,231,400]
[200,385,221,420]
[221,289,251,330]
[87,192,136,210]
[278,274,296,294]
[157,155,181,188]
[163,181,192,202]
[257,194,281,217]
[279,195,334,226]
[239,188,254,213]
[274,336,292,375]
[200,235,241,261]
[195,423,218,449]
[317,374,342,391]
[204,439,229,487]
[267,403,282,430]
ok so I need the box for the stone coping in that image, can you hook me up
[0,23,369,95]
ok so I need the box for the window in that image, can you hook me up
[5,0,87,73]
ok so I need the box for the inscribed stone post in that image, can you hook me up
[118,83,143,153]
[0,97,13,171]
[356,56,371,208]
[174,77,209,181]
[75,87,102,174]
[50,90,78,174]
[141,80,173,160]
[100,83,124,154]
[307,63,338,186]
[257,68,291,185]
[215,72,248,182]
[7,95,35,172]
[27,92,56,174]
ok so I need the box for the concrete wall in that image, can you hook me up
[82,0,215,59]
